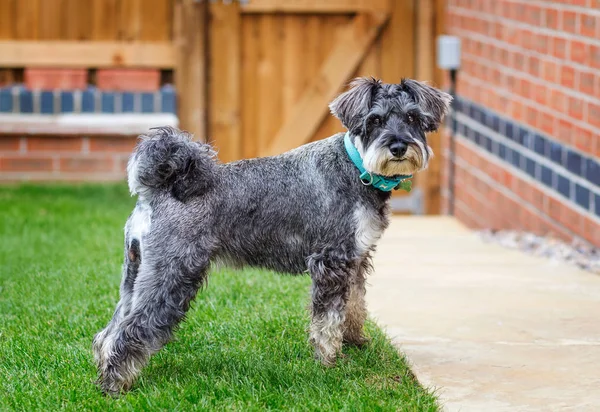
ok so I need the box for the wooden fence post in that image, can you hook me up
[175,0,208,141]
[208,1,242,162]
[416,0,444,214]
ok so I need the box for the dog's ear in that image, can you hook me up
[400,79,452,132]
[329,77,381,133]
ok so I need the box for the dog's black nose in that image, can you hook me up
[389,142,408,158]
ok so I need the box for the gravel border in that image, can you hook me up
[478,230,600,275]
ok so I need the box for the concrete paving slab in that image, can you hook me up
[367,216,600,412]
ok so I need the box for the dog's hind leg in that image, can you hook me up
[307,250,353,366]
[93,214,144,372]
[343,256,371,347]
[95,242,210,396]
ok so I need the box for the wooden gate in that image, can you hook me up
[205,0,444,213]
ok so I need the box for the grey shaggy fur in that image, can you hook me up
[93,77,451,395]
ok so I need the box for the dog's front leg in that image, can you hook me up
[307,251,352,366]
[343,256,371,346]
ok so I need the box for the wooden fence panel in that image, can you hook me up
[0,0,16,40]
[311,15,354,143]
[241,15,259,158]
[92,0,118,40]
[256,14,283,157]
[175,0,207,140]
[14,0,39,40]
[0,0,175,91]
[209,1,241,161]
[0,0,173,42]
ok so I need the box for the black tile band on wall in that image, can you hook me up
[449,96,600,218]
[0,85,177,115]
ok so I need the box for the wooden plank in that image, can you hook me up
[434,0,446,88]
[63,0,93,41]
[140,0,172,41]
[264,12,388,157]
[0,0,16,82]
[304,14,328,141]
[175,0,207,140]
[38,0,63,40]
[118,0,142,41]
[414,0,440,214]
[242,0,389,14]
[0,0,17,40]
[0,40,177,68]
[416,0,434,83]
[209,2,241,162]
[257,15,283,155]
[282,15,303,125]
[241,15,259,158]
[303,16,322,88]
[92,0,118,40]
[15,0,40,40]
[357,35,380,78]
[380,0,415,82]
[381,0,415,201]
[312,15,350,142]
[429,0,447,214]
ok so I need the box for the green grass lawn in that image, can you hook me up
[0,184,438,411]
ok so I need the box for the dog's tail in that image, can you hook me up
[127,126,217,202]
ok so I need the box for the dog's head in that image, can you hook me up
[329,77,452,176]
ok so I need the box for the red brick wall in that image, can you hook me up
[442,0,600,246]
[0,135,136,181]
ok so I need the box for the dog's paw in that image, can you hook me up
[314,346,339,367]
[96,366,134,397]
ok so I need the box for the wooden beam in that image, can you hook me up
[0,40,176,68]
[414,0,441,215]
[263,12,388,157]
[209,2,242,162]
[241,0,390,14]
[380,0,415,83]
[175,0,208,140]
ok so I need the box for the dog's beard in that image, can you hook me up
[362,141,431,176]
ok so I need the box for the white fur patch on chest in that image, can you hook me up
[353,205,385,255]
[127,201,152,254]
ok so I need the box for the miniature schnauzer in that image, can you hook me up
[93,77,451,395]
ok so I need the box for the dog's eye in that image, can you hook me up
[407,114,415,123]
[369,116,382,127]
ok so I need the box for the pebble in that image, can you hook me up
[478,230,600,275]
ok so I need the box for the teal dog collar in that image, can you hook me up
[344,132,412,192]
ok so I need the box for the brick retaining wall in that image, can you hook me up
[0,134,137,181]
[442,0,600,246]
